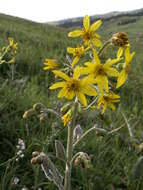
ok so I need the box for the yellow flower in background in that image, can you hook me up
[97,91,120,114]
[62,110,72,126]
[49,67,97,107]
[68,15,102,48]
[79,49,119,93]
[8,37,18,51]
[116,45,135,88]
[67,46,85,67]
[43,59,58,70]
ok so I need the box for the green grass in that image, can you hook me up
[0,13,143,189]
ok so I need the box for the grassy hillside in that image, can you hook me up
[0,13,143,189]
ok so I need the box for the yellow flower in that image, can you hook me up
[79,49,119,93]
[62,110,72,126]
[116,45,135,88]
[68,15,102,48]
[8,37,18,51]
[43,59,58,70]
[67,46,84,67]
[49,68,97,107]
[97,91,120,114]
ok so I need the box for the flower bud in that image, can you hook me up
[60,103,72,115]
[61,109,72,126]
[73,124,83,142]
[32,151,40,158]
[112,32,129,47]
[74,152,91,169]
[23,108,35,119]
[31,157,37,165]
[33,103,42,113]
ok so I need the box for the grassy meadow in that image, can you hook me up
[0,13,143,190]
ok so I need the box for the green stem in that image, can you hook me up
[98,40,111,56]
[64,102,78,190]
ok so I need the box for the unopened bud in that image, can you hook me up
[116,62,124,71]
[73,124,83,142]
[60,103,72,115]
[32,151,39,158]
[33,103,42,113]
[62,109,72,126]
[74,152,91,169]
[36,155,44,164]
[31,157,37,165]
[112,32,129,47]
[23,108,35,119]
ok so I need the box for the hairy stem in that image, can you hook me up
[64,102,78,190]
[98,40,111,56]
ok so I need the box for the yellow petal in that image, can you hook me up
[53,70,70,81]
[82,85,97,96]
[65,90,75,100]
[92,38,102,47]
[73,66,81,79]
[108,103,116,110]
[93,49,100,65]
[68,30,83,37]
[105,58,120,67]
[76,92,87,107]
[90,20,102,32]
[58,88,68,98]
[72,56,80,67]
[102,102,107,114]
[117,47,123,58]
[43,66,50,70]
[116,70,127,88]
[77,66,90,76]
[83,15,90,31]
[49,82,66,89]
[67,47,74,54]
[96,75,109,93]
[104,67,119,77]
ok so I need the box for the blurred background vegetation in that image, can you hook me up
[0,11,143,189]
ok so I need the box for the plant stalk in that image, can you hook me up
[64,102,78,190]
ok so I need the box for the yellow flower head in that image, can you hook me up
[97,91,120,114]
[8,37,18,51]
[116,45,135,88]
[67,46,85,67]
[43,59,58,71]
[68,15,102,48]
[49,67,97,107]
[79,49,119,93]
[62,110,72,126]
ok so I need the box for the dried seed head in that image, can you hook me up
[23,108,35,119]
[112,32,129,47]
[33,103,42,113]
[31,157,37,165]
[32,151,40,158]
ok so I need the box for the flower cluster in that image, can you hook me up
[16,138,25,161]
[0,37,18,65]
[43,15,135,125]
